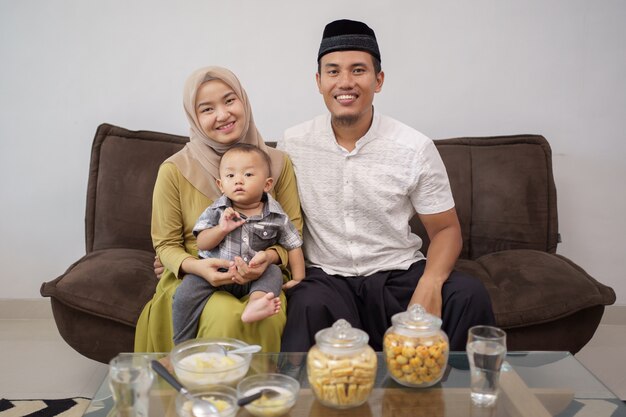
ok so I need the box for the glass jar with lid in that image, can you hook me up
[307,319,377,409]
[383,304,449,387]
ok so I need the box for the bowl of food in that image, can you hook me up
[175,385,238,417]
[236,373,299,417]
[170,338,253,388]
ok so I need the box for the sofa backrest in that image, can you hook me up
[86,124,558,259]
[86,124,187,253]
[411,135,559,259]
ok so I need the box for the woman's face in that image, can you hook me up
[195,79,246,145]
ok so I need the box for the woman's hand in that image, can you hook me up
[230,250,274,284]
[154,256,164,279]
[182,257,235,287]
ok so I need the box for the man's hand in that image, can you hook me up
[219,207,245,234]
[412,207,462,318]
[409,275,443,318]
[282,279,302,290]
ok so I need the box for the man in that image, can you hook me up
[278,19,495,351]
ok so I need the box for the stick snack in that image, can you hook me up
[306,319,377,409]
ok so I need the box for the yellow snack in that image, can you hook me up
[383,331,449,387]
[409,356,423,367]
[201,396,231,412]
[424,357,436,368]
[347,384,358,403]
[330,359,352,368]
[391,368,404,378]
[395,355,408,365]
[401,346,416,358]
[330,367,353,378]
[353,368,374,378]
[353,359,376,370]
[331,376,349,385]
[336,383,348,405]
[416,345,430,358]
[307,335,377,408]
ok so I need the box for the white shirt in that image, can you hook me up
[277,112,454,277]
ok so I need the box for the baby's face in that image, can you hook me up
[217,151,272,205]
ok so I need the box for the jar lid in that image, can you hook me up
[314,319,369,350]
[391,304,442,331]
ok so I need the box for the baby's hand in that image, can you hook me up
[219,207,245,233]
[248,251,268,269]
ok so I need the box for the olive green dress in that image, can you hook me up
[134,155,302,353]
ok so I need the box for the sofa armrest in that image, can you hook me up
[41,248,158,326]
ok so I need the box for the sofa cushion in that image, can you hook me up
[456,249,616,328]
[40,249,158,326]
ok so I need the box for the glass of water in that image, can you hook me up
[466,325,506,407]
[109,354,154,417]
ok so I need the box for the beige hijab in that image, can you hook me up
[166,66,285,200]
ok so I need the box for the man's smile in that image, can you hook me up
[336,94,357,104]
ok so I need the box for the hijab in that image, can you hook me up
[166,66,285,200]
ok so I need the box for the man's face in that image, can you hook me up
[316,50,384,127]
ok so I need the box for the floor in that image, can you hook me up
[1,314,625,401]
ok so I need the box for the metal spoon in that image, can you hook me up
[237,388,282,406]
[151,360,219,416]
[205,344,262,356]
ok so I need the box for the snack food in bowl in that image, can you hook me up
[237,373,299,417]
[307,319,377,409]
[383,304,449,387]
[176,385,238,417]
[170,338,253,388]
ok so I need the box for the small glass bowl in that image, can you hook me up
[170,338,253,388]
[175,385,238,417]
[237,373,299,417]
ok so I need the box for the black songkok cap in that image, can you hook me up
[317,19,381,63]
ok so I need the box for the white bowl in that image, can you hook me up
[170,338,252,388]
[237,373,299,417]
[175,385,238,417]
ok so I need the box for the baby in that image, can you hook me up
[172,143,305,344]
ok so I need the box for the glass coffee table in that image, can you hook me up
[85,351,626,417]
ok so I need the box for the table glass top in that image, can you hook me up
[86,351,626,417]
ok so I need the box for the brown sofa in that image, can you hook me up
[40,123,616,363]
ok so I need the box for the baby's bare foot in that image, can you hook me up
[241,292,281,323]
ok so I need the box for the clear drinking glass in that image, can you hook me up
[466,326,507,407]
[109,354,154,417]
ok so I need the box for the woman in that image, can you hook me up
[134,67,302,352]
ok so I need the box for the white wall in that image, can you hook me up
[1,0,625,305]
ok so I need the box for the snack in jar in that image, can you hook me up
[307,319,377,409]
[383,304,449,387]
